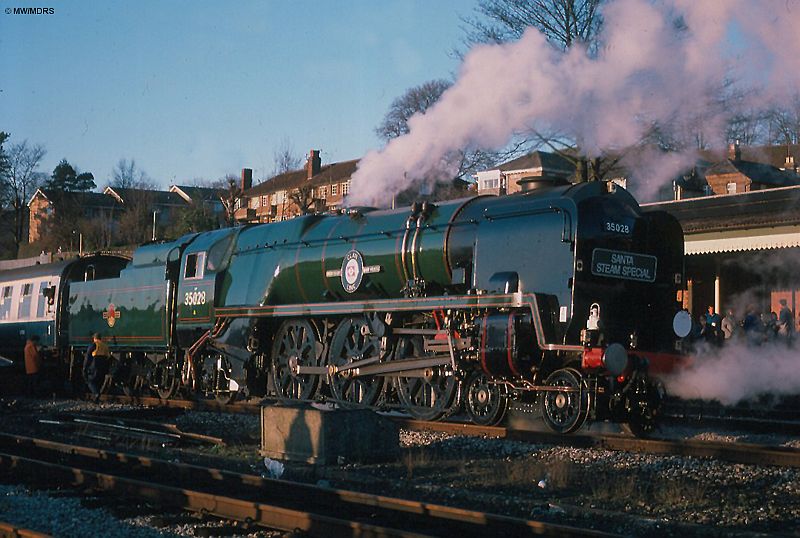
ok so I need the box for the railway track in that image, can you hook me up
[96,393,800,433]
[0,433,615,538]
[395,418,800,468]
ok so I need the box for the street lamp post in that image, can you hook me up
[152,209,160,241]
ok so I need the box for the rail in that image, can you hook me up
[0,433,615,538]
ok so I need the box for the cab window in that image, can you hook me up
[184,252,206,279]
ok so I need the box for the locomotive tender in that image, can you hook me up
[1,180,686,433]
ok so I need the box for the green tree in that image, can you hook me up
[169,204,219,238]
[46,159,96,192]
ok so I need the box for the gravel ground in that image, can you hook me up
[1,397,800,537]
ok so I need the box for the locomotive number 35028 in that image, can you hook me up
[604,221,631,235]
[184,290,207,306]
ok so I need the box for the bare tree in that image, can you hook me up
[376,79,522,186]
[272,138,302,175]
[376,79,453,141]
[767,95,800,145]
[4,140,47,251]
[217,174,243,227]
[460,0,604,53]
[288,185,316,215]
[111,158,154,189]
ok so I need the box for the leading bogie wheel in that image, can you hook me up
[540,368,590,434]
[464,371,509,426]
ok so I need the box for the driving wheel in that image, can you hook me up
[271,319,323,401]
[392,336,458,421]
[327,316,384,407]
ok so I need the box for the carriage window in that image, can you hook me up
[85,265,95,281]
[36,282,49,317]
[18,283,33,319]
[0,286,12,320]
[184,252,206,279]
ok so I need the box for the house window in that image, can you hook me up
[726,182,737,194]
[318,186,327,199]
[481,178,499,190]
[275,191,286,204]
[18,283,33,319]
[342,181,350,195]
[261,195,268,207]
[184,252,206,279]
[250,197,259,209]
[0,286,12,321]
[331,184,338,196]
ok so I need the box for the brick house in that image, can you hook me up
[474,151,576,195]
[27,189,121,243]
[701,142,800,195]
[236,150,356,223]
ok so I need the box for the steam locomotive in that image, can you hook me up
[0,180,687,434]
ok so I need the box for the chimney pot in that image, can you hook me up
[241,168,253,191]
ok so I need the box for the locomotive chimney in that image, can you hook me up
[517,175,568,192]
[241,168,253,191]
[307,149,321,180]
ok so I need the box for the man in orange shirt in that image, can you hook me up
[24,335,42,397]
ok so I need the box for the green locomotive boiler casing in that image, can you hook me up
[218,199,468,310]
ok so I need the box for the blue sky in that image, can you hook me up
[1,0,474,188]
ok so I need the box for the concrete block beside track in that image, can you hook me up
[261,404,400,464]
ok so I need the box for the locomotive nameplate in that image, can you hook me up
[590,248,657,283]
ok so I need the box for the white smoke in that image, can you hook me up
[347,0,800,207]
[664,340,800,405]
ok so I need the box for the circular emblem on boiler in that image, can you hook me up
[341,249,364,294]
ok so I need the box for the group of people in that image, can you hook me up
[22,332,110,401]
[690,300,796,347]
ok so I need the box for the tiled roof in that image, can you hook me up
[704,159,799,187]
[699,144,800,170]
[172,185,225,203]
[497,151,575,173]
[244,159,359,197]
[642,184,800,233]
[105,187,187,206]
[35,189,119,208]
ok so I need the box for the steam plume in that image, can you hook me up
[347,0,800,206]
[664,342,800,405]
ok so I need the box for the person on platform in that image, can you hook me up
[778,299,795,344]
[721,309,738,341]
[704,305,722,343]
[82,333,110,402]
[24,335,42,397]
[743,304,764,346]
